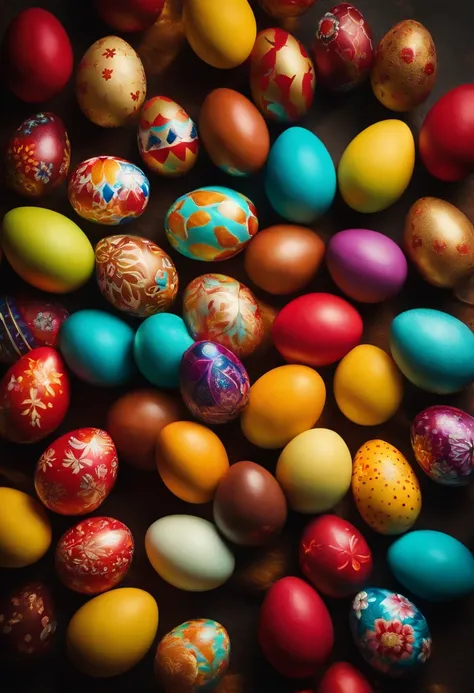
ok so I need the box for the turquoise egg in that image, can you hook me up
[134,313,194,388]
[264,127,336,224]
[390,308,474,393]
[59,309,135,387]
[388,530,474,602]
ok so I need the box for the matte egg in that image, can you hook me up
[317,661,374,693]
[258,0,317,18]
[0,487,52,568]
[96,0,165,32]
[0,582,56,659]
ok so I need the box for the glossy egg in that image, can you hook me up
[390,308,474,394]
[0,583,56,659]
[258,0,317,18]
[35,428,118,515]
[352,440,421,535]
[145,515,235,591]
[96,0,165,32]
[338,120,415,213]
[350,588,431,677]
[76,36,146,128]
[0,487,52,568]
[317,661,374,693]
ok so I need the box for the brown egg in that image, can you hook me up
[404,197,474,288]
[0,582,56,661]
[244,225,325,295]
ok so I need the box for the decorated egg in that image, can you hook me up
[96,0,165,32]
[250,29,315,122]
[352,440,422,535]
[258,0,317,19]
[0,346,69,444]
[154,619,230,692]
[34,428,118,515]
[0,487,52,568]
[55,517,134,594]
[183,274,265,359]
[317,662,374,693]
[76,36,146,128]
[350,588,431,677]
[0,583,56,659]
[411,405,474,486]
[371,20,437,112]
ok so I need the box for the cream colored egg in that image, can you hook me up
[0,487,52,568]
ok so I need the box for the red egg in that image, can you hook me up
[258,576,334,678]
[1,9,73,102]
[272,293,363,367]
[34,428,118,515]
[0,346,70,444]
[96,0,165,32]
[317,662,374,693]
[0,582,56,660]
[55,517,134,594]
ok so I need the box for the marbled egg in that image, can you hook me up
[0,583,56,659]
[258,0,317,19]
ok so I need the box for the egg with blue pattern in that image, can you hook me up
[165,186,258,261]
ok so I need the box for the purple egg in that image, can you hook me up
[411,405,474,486]
[326,228,408,303]
[180,340,250,424]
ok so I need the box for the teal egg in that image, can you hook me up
[388,530,474,602]
[390,308,474,393]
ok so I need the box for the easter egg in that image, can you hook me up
[258,0,317,19]
[154,619,230,692]
[250,29,315,122]
[326,229,408,303]
[35,428,118,515]
[76,36,146,128]
[96,235,178,317]
[0,583,56,660]
[411,405,474,486]
[317,662,374,693]
[300,515,373,598]
[183,274,264,359]
[350,588,431,677]
[241,365,326,449]
[165,186,258,261]
[67,588,158,677]
[390,308,474,394]
[0,488,52,568]
[338,120,415,213]
[312,4,374,92]
[138,96,199,177]
[265,128,336,223]
[145,515,235,591]
[276,429,352,514]
[55,517,134,594]
[352,440,421,535]
[272,293,363,367]
[1,207,95,293]
[96,0,165,32]
[0,347,69,444]
[6,113,70,197]
[259,576,334,678]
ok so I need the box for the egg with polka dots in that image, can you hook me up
[352,439,421,535]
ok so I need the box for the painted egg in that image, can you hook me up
[0,295,68,365]
[338,120,415,213]
[349,588,431,677]
[0,583,56,659]
[183,274,265,359]
[326,229,408,303]
[390,308,474,394]
[258,0,317,19]
[371,20,437,112]
[250,29,315,122]
[96,0,165,32]
[411,405,474,486]
[0,346,69,444]
[55,517,134,594]
[34,428,118,515]
[259,576,334,678]
[76,36,146,128]
[352,440,422,535]
[312,3,374,92]
[6,112,70,197]
[0,487,52,568]
[165,186,258,261]
[317,661,374,693]
[145,515,235,591]
[154,619,230,692]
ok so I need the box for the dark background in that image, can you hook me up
[0,1,473,692]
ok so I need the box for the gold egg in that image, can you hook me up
[404,197,474,288]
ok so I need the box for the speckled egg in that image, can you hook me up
[0,582,56,660]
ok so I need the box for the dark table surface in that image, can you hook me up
[1,1,474,692]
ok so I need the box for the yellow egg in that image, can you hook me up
[334,345,404,426]
[352,440,422,535]
[276,428,352,513]
[183,0,257,69]
[338,120,415,213]
[241,365,326,449]
[0,487,52,568]
[67,588,159,677]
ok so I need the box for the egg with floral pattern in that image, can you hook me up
[34,428,118,515]
[0,582,56,661]
[350,587,431,677]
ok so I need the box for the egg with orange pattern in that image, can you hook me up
[352,439,421,535]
